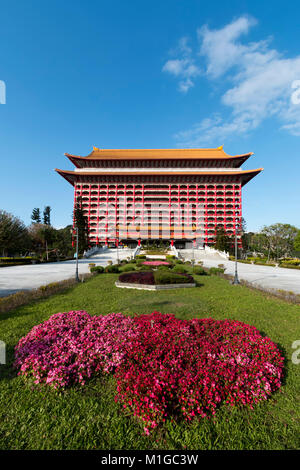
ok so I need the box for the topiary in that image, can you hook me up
[172,265,188,274]
[104,264,120,273]
[90,265,104,274]
[209,267,225,275]
[193,266,207,275]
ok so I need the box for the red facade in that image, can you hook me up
[56,147,262,247]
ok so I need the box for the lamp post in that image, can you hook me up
[116,238,120,264]
[71,226,80,283]
[75,226,80,282]
[191,237,196,266]
[233,218,240,285]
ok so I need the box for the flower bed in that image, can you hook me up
[118,271,194,285]
[142,261,170,266]
[115,313,284,433]
[15,311,284,434]
[14,311,137,388]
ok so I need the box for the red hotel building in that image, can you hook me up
[56,146,262,248]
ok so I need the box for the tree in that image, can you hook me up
[73,197,89,254]
[31,208,41,224]
[294,230,300,252]
[214,227,231,252]
[54,225,73,257]
[43,206,51,225]
[0,210,31,256]
[246,232,271,257]
[261,223,299,259]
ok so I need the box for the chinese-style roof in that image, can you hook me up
[55,168,263,186]
[65,146,253,165]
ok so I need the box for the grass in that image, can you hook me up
[0,272,299,450]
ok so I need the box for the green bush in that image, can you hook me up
[136,264,153,271]
[193,266,207,275]
[104,264,120,273]
[90,266,104,274]
[279,263,300,270]
[154,271,194,285]
[175,259,184,264]
[209,267,225,275]
[280,259,300,266]
[120,264,136,272]
[172,265,188,274]
[157,265,170,271]
[166,255,176,261]
[135,255,146,259]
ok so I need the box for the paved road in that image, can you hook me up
[2,248,300,297]
[180,249,300,295]
[0,249,134,297]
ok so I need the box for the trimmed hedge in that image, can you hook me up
[172,265,188,274]
[104,264,120,273]
[90,266,104,274]
[193,266,207,275]
[120,264,136,272]
[209,267,225,275]
[154,271,194,285]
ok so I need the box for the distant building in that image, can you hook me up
[56,146,262,248]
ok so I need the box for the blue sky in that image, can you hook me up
[0,0,300,232]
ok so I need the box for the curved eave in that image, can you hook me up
[55,168,263,187]
[64,150,253,164]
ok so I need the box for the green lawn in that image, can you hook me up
[0,273,299,450]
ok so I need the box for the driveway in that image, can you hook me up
[0,248,134,297]
[180,250,300,295]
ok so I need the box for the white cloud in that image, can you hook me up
[162,37,201,92]
[163,17,300,145]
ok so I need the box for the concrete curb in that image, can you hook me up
[115,281,196,290]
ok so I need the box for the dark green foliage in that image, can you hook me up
[209,267,225,275]
[154,271,194,285]
[120,264,136,272]
[31,208,41,224]
[104,264,120,273]
[193,266,207,275]
[294,230,300,252]
[172,265,188,273]
[215,227,231,252]
[90,266,104,274]
[157,265,170,271]
[73,197,89,254]
[43,206,51,225]
[0,210,31,256]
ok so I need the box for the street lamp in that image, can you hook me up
[71,226,80,282]
[233,218,240,285]
[191,237,196,266]
[116,238,120,264]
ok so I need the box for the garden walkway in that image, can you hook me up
[0,248,134,297]
[180,249,300,295]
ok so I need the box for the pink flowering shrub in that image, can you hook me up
[14,310,284,433]
[14,311,137,388]
[115,312,284,433]
[142,261,170,266]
